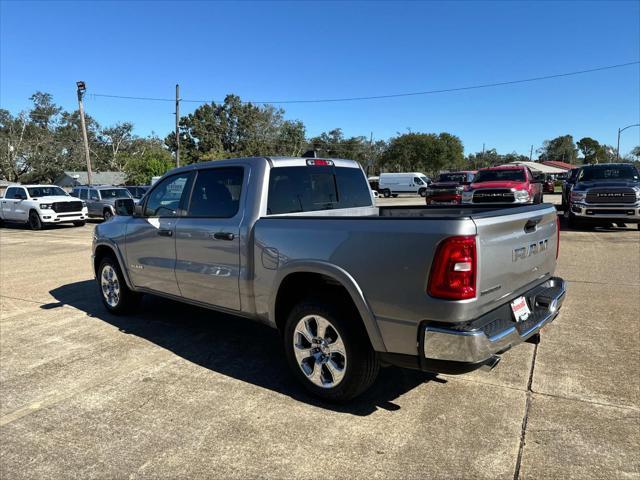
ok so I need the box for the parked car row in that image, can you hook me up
[0,184,148,229]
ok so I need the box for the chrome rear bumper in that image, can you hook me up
[423,277,566,363]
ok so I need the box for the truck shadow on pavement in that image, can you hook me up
[45,280,442,416]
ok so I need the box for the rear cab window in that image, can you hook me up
[267,165,372,215]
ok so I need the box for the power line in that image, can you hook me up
[90,61,639,105]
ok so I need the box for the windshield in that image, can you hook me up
[27,186,68,197]
[474,169,525,183]
[438,173,467,183]
[100,188,132,199]
[579,165,639,181]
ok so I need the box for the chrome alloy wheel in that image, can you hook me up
[101,265,120,307]
[293,315,347,388]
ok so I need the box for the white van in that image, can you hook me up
[378,172,431,197]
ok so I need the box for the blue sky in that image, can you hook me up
[1,0,639,156]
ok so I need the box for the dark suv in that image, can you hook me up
[565,163,640,229]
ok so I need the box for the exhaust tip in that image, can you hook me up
[480,355,501,371]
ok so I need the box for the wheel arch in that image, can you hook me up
[93,241,135,290]
[270,262,386,352]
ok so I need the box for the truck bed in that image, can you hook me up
[253,203,559,355]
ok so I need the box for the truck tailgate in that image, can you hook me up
[472,205,558,309]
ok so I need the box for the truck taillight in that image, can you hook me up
[556,215,560,259]
[428,236,477,300]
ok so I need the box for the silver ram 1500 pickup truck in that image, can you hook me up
[92,156,566,401]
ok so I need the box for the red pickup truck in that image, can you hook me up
[461,165,543,205]
[425,171,476,205]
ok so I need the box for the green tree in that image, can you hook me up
[123,142,173,185]
[100,122,134,171]
[380,132,464,175]
[538,135,578,164]
[308,128,376,167]
[467,148,501,169]
[165,94,306,162]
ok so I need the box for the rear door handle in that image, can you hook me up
[158,229,173,237]
[213,232,235,241]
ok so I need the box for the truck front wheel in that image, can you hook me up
[283,297,380,402]
[98,256,140,314]
[382,189,391,198]
[29,210,43,230]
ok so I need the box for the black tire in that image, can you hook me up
[382,189,391,198]
[103,209,113,221]
[392,194,398,198]
[419,188,427,197]
[97,256,141,314]
[29,210,43,230]
[73,221,86,227]
[567,211,580,229]
[283,297,380,403]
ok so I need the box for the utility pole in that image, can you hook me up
[175,84,180,167]
[617,124,640,160]
[76,81,93,186]
[369,132,373,176]
[529,145,534,162]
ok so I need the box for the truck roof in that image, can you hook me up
[18,184,59,188]
[169,156,363,174]
[480,165,526,171]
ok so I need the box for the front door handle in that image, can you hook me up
[158,229,173,237]
[213,232,235,241]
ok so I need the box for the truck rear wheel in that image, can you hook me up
[98,256,140,314]
[283,297,379,402]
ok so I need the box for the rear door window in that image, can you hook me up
[267,166,371,215]
[187,167,244,218]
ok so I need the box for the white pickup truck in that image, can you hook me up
[0,185,88,229]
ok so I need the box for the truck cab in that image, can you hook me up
[462,165,543,205]
[71,185,134,220]
[565,163,640,229]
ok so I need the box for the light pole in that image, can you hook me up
[76,81,93,186]
[616,123,640,160]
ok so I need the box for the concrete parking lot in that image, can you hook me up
[1,195,638,479]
